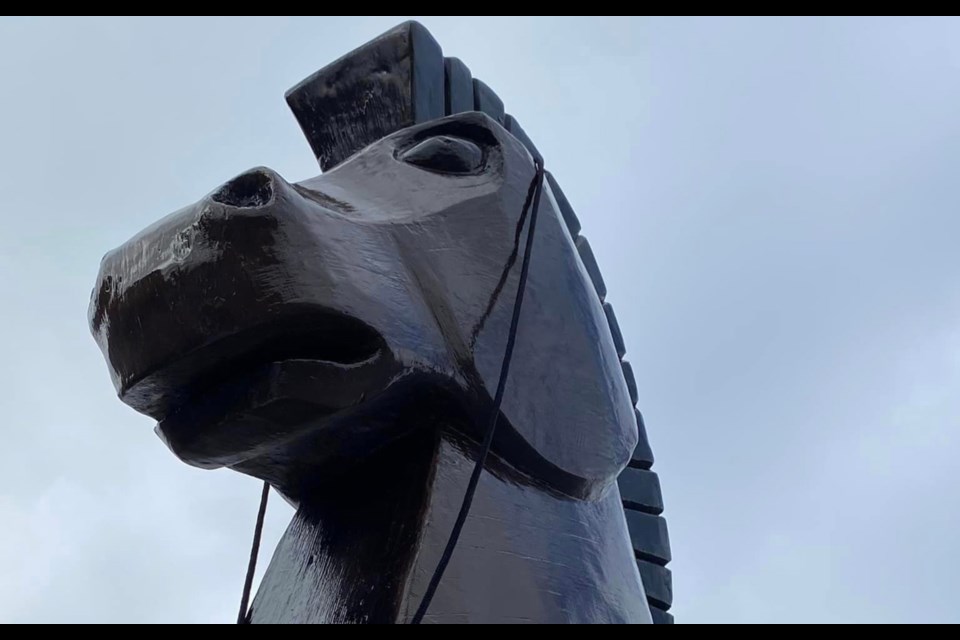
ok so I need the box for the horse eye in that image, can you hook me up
[400,136,483,174]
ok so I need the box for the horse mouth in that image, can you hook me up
[121,310,389,423]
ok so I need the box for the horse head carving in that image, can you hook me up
[88,21,673,624]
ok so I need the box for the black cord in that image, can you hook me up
[410,159,546,624]
[237,481,270,624]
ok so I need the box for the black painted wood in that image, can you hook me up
[650,608,674,625]
[90,113,651,624]
[622,360,639,406]
[504,114,543,164]
[636,560,673,610]
[88,20,674,625]
[576,236,607,301]
[629,409,656,470]
[620,468,664,515]
[545,171,582,237]
[472,79,505,124]
[285,21,444,171]
[603,302,627,359]
[625,510,672,565]
[444,57,474,115]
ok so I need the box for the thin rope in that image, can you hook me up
[410,159,545,624]
[237,481,270,624]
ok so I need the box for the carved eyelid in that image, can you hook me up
[409,116,498,145]
[398,134,485,174]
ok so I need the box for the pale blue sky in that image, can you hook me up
[1,16,958,623]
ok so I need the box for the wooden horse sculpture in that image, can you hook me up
[88,22,673,624]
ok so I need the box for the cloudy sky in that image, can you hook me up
[1,16,958,624]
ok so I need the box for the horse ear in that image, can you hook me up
[286,21,445,172]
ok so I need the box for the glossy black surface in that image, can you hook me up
[91,110,638,494]
[444,57,474,115]
[504,114,543,165]
[90,111,647,623]
[637,560,673,610]
[544,171,582,238]
[89,21,673,624]
[286,21,445,171]
[472,79,505,125]
[619,467,665,515]
[630,409,656,471]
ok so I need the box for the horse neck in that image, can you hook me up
[248,430,649,624]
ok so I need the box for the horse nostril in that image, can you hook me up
[211,169,275,208]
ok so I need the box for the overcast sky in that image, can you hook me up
[1,16,958,624]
